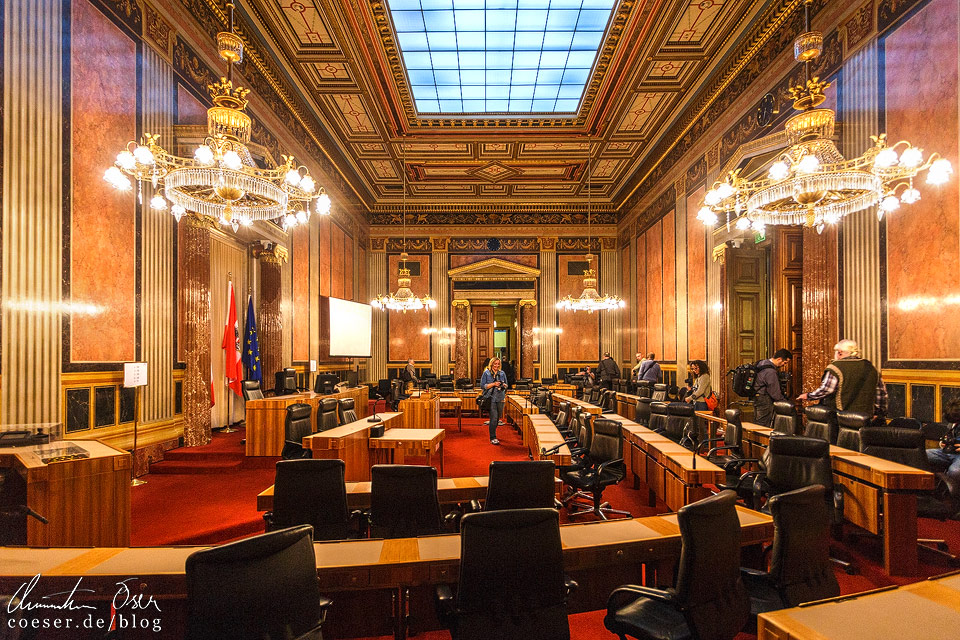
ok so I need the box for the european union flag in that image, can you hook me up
[242,295,262,382]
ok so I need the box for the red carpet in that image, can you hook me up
[131,414,960,639]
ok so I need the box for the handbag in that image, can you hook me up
[705,391,719,411]
[477,389,492,411]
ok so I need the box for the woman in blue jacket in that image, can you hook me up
[480,357,508,445]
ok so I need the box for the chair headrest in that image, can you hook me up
[724,407,742,424]
[339,398,355,410]
[286,403,312,420]
[678,489,736,519]
[320,398,339,412]
[667,402,695,416]
[860,426,924,448]
[592,418,622,437]
[636,397,653,405]
[651,402,669,414]
[653,384,667,392]
[773,401,797,415]
[242,380,260,391]
[887,417,922,430]
[837,411,871,429]
[769,434,829,458]
[804,405,836,423]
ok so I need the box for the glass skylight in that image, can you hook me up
[386,0,617,114]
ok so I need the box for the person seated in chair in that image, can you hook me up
[927,399,960,501]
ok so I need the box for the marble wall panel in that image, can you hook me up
[94,386,115,428]
[344,230,354,301]
[557,254,600,362]
[636,233,647,355]
[645,220,664,359]
[387,254,431,361]
[686,186,707,359]
[292,225,310,361]
[884,0,960,361]
[69,0,136,363]
[176,84,206,124]
[318,216,331,296]
[331,223,345,299]
[66,388,90,433]
[662,210,677,361]
[620,245,632,364]
[358,246,368,303]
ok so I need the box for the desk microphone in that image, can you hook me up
[6,505,49,524]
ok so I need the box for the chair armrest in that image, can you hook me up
[563,576,579,597]
[262,511,274,531]
[751,472,770,510]
[739,567,771,579]
[541,438,578,456]
[435,584,456,627]
[443,511,462,531]
[596,457,625,475]
[697,437,726,454]
[833,486,844,521]
[606,585,676,615]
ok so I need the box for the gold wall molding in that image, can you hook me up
[451,299,471,308]
[519,299,538,307]
[253,241,289,264]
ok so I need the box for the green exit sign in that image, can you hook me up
[755,231,765,243]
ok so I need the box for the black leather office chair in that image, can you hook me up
[337,398,358,425]
[317,398,339,432]
[422,373,438,389]
[605,491,750,640]
[282,404,313,460]
[264,459,355,540]
[634,396,652,427]
[242,380,264,402]
[484,461,557,511]
[541,376,557,386]
[803,406,839,444]
[369,465,443,538]
[560,418,629,520]
[635,380,652,398]
[372,379,391,412]
[553,402,571,434]
[390,378,409,410]
[455,377,473,391]
[185,525,331,640]
[603,389,618,413]
[665,402,696,448]
[652,384,668,402]
[698,408,753,490]
[859,426,957,563]
[648,401,669,434]
[751,435,854,573]
[274,368,298,396]
[836,411,871,451]
[740,485,840,615]
[771,401,802,435]
[436,508,575,640]
[438,379,455,392]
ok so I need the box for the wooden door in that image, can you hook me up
[725,247,769,404]
[773,229,803,396]
[471,305,494,379]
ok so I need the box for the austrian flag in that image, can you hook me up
[222,280,243,396]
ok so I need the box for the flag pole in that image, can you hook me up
[222,271,238,433]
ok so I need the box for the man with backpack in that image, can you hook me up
[752,349,793,426]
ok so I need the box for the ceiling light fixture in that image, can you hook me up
[371,137,436,313]
[697,0,951,234]
[557,140,625,313]
[103,2,331,232]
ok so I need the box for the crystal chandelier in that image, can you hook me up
[697,0,952,234]
[103,2,331,233]
[371,138,436,313]
[557,141,625,313]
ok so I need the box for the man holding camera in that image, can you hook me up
[480,357,509,445]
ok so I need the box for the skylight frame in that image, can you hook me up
[385,0,619,116]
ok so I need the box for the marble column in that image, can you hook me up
[368,242,388,382]
[180,216,213,447]
[519,300,537,379]
[141,46,175,424]
[802,227,840,392]
[430,237,450,375]
[452,300,470,380]
[599,239,619,361]
[538,238,558,379]
[1,0,63,425]
[254,243,287,388]
[840,41,882,366]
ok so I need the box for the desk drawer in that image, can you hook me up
[646,455,664,499]
[630,443,645,480]
[317,568,369,590]
[834,473,881,534]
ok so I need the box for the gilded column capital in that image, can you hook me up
[252,241,289,264]
[712,243,728,265]
[452,299,470,308]
[181,213,218,230]
[674,176,686,196]
[370,237,387,252]
[539,237,557,251]
[519,299,537,308]
[601,237,617,252]
[430,236,449,252]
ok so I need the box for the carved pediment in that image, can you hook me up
[447,258,541,281]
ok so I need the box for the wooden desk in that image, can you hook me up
[738,419,935,576]
[370,428,445,475]
[0,440,130,547]
[244,387,369,456]
[525,413,572,467]
[758,572,960,640]
[256,475,566,511]
[437,397,462,431]
[304,413,402,481]
[456,390,479,415]
[547,383,578,396]
[695,410,725,441]
[616,392,640,421]
[505,394,538,445]
[617,415,725,511]
[551,393,601,415]
[398,394,440,430]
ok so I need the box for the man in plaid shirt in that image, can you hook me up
[798,339,887,419]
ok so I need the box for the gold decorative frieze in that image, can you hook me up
[252,241,289,264]
[539,237,557,251]
[448,258,541,280]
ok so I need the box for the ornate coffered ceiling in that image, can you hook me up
[226,0,788,221]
